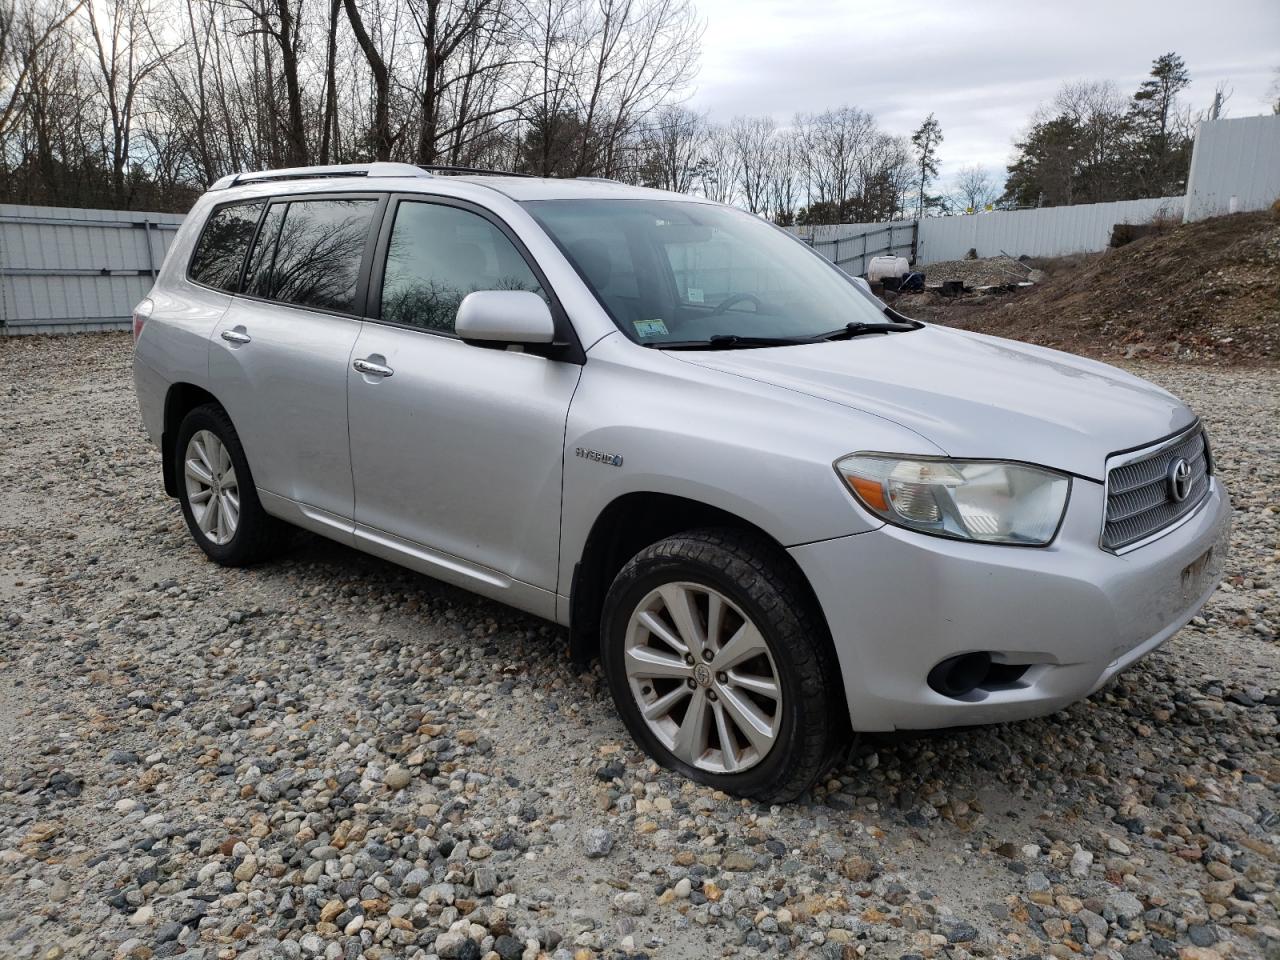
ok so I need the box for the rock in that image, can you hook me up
[232,855,258,882]
[942,921,978,943]
[582,828,613,858]
[384,766,412,790]
[839,855,875,881]
[1188,924,1218,947]
[722,852,756,871]
[1070,848,1094,878]
[473,865,498,895]
[612,891,647,916]
[1107,891,1144,922]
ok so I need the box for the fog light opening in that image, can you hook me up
[927,654,1032,699]
[927,652,992,699]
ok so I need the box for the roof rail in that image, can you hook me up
[417,165,536,178]
[209,162,431,191]
[574,176,621,183]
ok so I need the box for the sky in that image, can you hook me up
[686,0,1280,190]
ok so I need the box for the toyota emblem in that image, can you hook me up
[1166,457,1192,503]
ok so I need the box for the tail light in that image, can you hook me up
[132,299,153,342]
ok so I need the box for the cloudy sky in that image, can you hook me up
[687,0,1279,188]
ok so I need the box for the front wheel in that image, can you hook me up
[600,528,844,802]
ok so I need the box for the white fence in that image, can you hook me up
[915,196,1183,264]
[0,204,184,335]
[790,219,917,275]
[1184,115,1280,221]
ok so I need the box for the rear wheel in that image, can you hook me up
[600,528,843,802]
[175,404,281,566]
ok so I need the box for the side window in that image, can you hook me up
[248,198,378,313]
[380,202,545,333]
[242,202,287,299]
[188,201,264,291]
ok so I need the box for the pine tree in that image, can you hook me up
[911,114,943,218]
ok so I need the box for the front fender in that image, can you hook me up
[556,337,939,599]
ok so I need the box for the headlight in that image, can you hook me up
[835,454,1070,545]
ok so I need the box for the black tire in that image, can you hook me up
[174,403,283,566]
[600,528,845,803]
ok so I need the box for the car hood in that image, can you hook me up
[671,325,1194,481]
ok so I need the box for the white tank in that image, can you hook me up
[866,255,910,282]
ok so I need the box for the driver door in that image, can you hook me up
[347,197,582,618]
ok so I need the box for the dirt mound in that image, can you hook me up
[898,211,1280,364]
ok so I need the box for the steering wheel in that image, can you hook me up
[708,293,763,317]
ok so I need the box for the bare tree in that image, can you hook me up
[342,0,392,159]
[0,0,83,142]
[85,0,178,202]
[637,103,703,191]
[954,163,996,213]
[728,114,774,214]
[696,122,738,203]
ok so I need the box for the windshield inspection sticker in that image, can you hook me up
[687,287,704,303]
[633,318,669,338]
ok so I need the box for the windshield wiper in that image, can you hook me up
[648,333,816,350]
[812,319,922,341]
[645,317,923,350]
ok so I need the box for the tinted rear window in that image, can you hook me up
[243,202,287,299]
[188,201,264,291]
[254,198,378,313]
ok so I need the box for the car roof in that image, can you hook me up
[206,163,713,205]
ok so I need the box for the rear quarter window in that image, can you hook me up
[188,201,265,291]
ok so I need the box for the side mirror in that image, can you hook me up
[852,277,872,293]
[456,290,556,345]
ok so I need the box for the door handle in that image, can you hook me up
[220,329,251,345]
[353,357,394,378]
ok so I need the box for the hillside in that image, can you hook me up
[896,210,1280,364]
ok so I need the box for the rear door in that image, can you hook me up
[210,194,384,535]
[346,196,582,613]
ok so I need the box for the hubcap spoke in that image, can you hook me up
[638,609,688,656]
[712,701,740,772]
[718,685,776,755]
[659,584,705,658]
[220,493,239,531]
[671,689,710,763]
[641,684,690,722]
[726,670,780,700]
[625,646,692,681]
[185,458,214,486]
[705,592,726,652]
[713,622,768,671]
[198,493,218,534]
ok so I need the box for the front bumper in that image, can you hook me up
[789,477,1231,732]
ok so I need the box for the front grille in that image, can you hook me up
[1103,426,1211,552]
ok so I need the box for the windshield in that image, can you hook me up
[523,199,893,346]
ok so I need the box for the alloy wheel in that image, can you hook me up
[183,430,239,546]
[623,581,783,773]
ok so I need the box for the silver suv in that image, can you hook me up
[133,163,1230,801]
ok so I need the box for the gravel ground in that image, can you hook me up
[1,333,1277,960]
[915,257,1040,289]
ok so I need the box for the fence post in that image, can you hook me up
[0,215,7,333]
